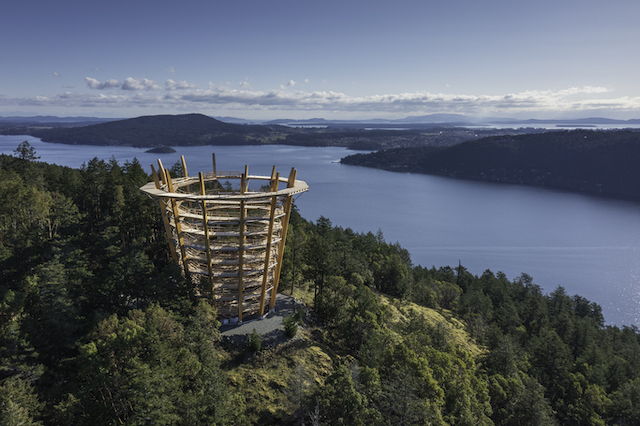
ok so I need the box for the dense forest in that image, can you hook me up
[2,142,640,425]
[341,129,640,201]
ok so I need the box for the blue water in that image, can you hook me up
[2,135,639,327]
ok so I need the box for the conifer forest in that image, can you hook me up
[2,142,640,425]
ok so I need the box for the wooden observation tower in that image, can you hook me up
[140,154,308,322]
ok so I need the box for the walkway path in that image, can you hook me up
[219,293,301,347]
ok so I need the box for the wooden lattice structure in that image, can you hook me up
[140,154,308,322]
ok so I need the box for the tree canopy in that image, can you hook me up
[2,141,640,425]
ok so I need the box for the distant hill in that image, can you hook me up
[263,115,640,128]
[29,113,285,147]
[341,129,640,200]
[8,112,640,150]
[18,113,496,149]
[395,113,476,123]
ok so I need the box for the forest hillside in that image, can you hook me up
[341,129,640,200]
[28,113,279,147]
[1,142,640,425]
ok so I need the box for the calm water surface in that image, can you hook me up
[2,135,639,327]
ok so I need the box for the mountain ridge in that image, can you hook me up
[27,113,281,147]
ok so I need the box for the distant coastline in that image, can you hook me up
[3,113,640,151]
[556,124,597,128]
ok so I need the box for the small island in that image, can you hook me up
[145,146,176,153]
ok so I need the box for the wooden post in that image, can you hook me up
[270,168,296,307]
[181,155,188,178]
[157,159,166,185]
[151,164,178,262]
[180,155,191,193]
[199,172,215,297]
[151,164,161,188]
[259,169,279,316]
[211,153,219,190]
[165,169,191,278]
[238,171,247,322]
[243,165,249,192]
[268,165,277,192]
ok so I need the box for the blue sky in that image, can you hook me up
[1,0,639,120]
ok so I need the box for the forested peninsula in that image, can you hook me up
[2,143,640,425]
[341,129,640,201]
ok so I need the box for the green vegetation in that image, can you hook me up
[283,309,303,338]
[249,329,263,352]
[2,141,640,425]
[342,129,640,200]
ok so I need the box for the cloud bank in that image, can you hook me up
[4,80,639,119]
[85,77,165,91]
[165,79,197,91]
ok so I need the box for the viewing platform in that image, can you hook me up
[140,153,308,321]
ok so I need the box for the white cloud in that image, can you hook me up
[121,77,161,91]
[166,66,175,74]
[85,77,162,91]
[4,85,637,119]
[53,72,61,77]
[556,86,612,96]
[86,77,164,91]
[164,85,638,117]
[85,77,121,90]
[287,80,296,87]
[165,79,197,90]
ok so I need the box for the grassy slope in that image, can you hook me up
[225,287,483,423]
[226,337,334,423]
[382,295,484,358]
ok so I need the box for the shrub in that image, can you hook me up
[249,329,262,352]
[284,315,298,338]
